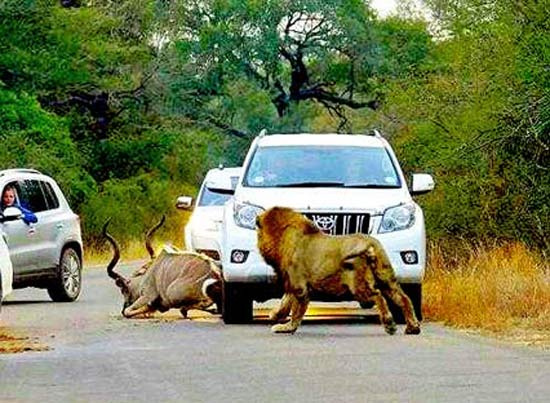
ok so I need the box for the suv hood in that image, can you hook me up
[234,187,411,215]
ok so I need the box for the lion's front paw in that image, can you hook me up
[405,324,421,335]
[271,322,298,334]
[269,309,289,323]
[383,320,397,335]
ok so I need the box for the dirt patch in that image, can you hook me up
[0,327,49,354]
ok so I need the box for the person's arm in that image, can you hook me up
[16,204,38,224]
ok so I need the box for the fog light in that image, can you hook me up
[400,251,418,265]
[230,249,249,264]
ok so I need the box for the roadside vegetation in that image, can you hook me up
[424,242,550,347]
[1,1,548,341]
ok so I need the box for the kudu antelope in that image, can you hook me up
[103,218,222,318]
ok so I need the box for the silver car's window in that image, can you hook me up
[244,145,401,188]
[41,181,60,210]
[19,180,48,212]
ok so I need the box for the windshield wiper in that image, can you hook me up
[343,183,401,189]
[277,181,346,188]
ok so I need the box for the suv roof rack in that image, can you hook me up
[367,129,383,138]
[258,129,267,137]
[0,168,42,177]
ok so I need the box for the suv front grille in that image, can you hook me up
[302,212,370,235]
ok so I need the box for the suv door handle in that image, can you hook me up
[56,223,64,229]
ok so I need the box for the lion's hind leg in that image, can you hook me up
[380,284,420,335]
[365,244,421,335]
[353,263,396,335]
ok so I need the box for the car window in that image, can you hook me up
[197,174,239,206]
[41,181,60,210]
[18,179,48,213]
[244,145,401,188]
[198,187,232,206]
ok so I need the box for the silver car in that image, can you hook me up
[0,169,83,302]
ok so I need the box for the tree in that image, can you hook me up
[382,0,549,249]
[156,0,429,135]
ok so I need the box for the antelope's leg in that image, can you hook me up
[123,296,155,318]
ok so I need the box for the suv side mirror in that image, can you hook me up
[410,174,435,196]
[0,206,23,223]
[176,196,194,210]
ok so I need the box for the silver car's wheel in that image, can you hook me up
[47,247,82,302]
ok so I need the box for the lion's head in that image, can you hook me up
[256,207,319,273]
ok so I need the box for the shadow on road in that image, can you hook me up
[3,300,54,306]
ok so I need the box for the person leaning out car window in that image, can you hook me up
[1,185,37,224]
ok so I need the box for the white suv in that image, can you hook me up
[0,169,83,302]
[213,131,434,324]
[177,166,242,262]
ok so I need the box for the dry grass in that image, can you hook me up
[85,237,180,266]
[424,241,550,347]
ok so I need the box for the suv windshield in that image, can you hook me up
[198,175,240,206]
[244,145,401,188]
[198,187,232,206]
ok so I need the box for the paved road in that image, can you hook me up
[1,262,549,403]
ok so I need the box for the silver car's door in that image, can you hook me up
[16,179,58,272]
[37,180,64,267]
[2,218,35,276]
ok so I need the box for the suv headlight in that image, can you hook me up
[379,203,416,233]
[233,201,264,230]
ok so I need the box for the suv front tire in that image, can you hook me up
[222,282,253,324]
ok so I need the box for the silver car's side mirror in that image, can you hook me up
[176,196,194,210]
[410,174,435,196]
[0,206,23,222]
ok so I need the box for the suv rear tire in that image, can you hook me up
[222,282,253,324]
[47,247,82,302]
[388,283,422,324]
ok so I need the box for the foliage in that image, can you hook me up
[154,0,432,135]
[80,173,195,249]
[0,88,95,206]
[365,0,549,249]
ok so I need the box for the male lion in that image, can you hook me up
[256,206,421,335]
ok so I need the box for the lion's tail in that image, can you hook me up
[343,241,394,285]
